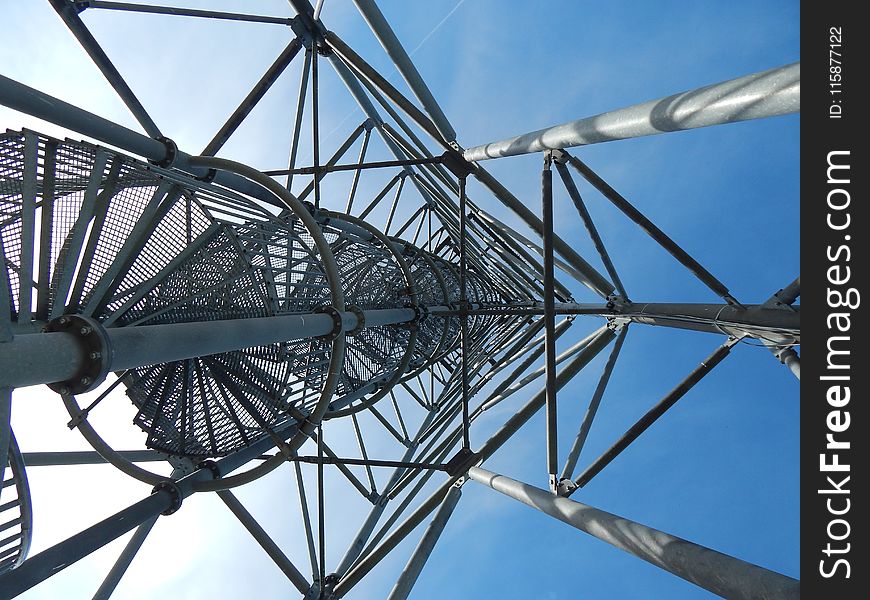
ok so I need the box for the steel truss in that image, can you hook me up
[0,1,798,599]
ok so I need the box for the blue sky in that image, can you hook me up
[1,1,798,598]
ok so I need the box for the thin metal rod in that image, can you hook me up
[352,0,456,142]
[292,459,319,578]
[49,0,161,137]
[574,339,736,489]
[386,486,462,600]
[463,62,800,160]
[563,152,740,305]
[541,155,558,489]
[217,490,310,594]
[468,467,799,600]
[0,75,295,207]
[202,38,303,156]
[311,46,321,210]
[91,516,158,600]
[554,159,628,299]
[82,1,295,25]
[345,126,371,213]
[324,31,448,147]
[22,450,165,466]
[287,48,312,191]
[470,164,614,298]
[265,155,441,176]
[560,325,628,480]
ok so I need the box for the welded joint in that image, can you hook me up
[362,117,377,132]
[44,314,112,395]
[550,148,569,165]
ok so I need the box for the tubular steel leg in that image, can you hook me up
[352,0,456,142]
[386,486,462,600]
[469,467,799,600]
[217,490,310,594]
[463,62,799,160]
[91,516,158,600]
[574,338,738,489]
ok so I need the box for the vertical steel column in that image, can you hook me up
[458,176,470,450]
[542,153,558,491]
[91,516,158,600]
[311,44,322,210]
[386,486,462,600]
[469,467,799,600]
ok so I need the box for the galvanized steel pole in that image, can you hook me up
[464,62,800,161]
[468,467,800,600]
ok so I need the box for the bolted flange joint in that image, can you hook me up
[152,480,183,515]
[345,304,366,336]
[44,314,112,395]
[148,136,178,169]
[315,305,343,341]
[196,459,221,480]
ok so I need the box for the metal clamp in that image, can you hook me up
[315,305,343,340]
[149,136,178,169]
[152,480,183,515]
[44,314,112,395]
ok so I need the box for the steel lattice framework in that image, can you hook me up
[0,1,798,599]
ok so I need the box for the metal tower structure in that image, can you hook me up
[1,1,799,598]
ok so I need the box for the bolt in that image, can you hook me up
[89,351,102,360]
[58,386,70,396]
[58,316,69,325]
[80,376,92,386]
[80,326,93,335]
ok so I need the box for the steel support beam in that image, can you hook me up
[560,325,628,481]
[334,326,615,597]
[554,159,628,300]
[561,151,740,305]
[464,62,800,160]
[202,38,303,156]
[82,1,295,25]
[386,486,461,600]
[0,420,300,597]
[352,0,456,142]
[541,155,558,489]
[573,339,737,489]
[22,450,166,466]
[217,490,310,594]
[91,516,157,600]
[468,467,799,600]
[0,75,289,208]
[470,164,614,298]
[49,0,161,138]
